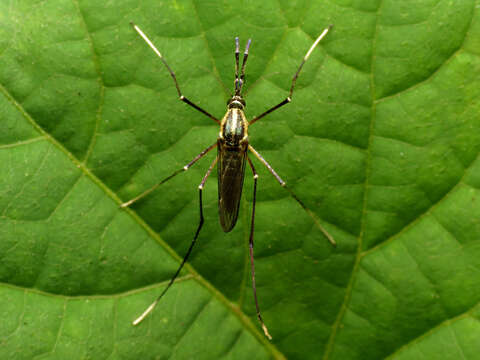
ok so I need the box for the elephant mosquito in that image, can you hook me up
[123,23,335,340]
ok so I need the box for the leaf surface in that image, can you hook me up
[1,1,480,359]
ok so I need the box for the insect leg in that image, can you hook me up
[131,23,220,125]
[133,155,218,326]
[248,145,336,247]
[246,156,272,340]
[234,37,240,93]
[236,38,251,95]
[249,25,332,126]
[121,142,217,208]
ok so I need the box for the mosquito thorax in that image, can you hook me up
[219,97,248,147]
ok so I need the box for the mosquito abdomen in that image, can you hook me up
[217,142,247,232]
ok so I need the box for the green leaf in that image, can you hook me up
[1,0,480,359]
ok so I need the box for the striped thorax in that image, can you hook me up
[219,95,249,147]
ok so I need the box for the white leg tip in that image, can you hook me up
[262,324,272,340]
[132,301,157,326]
[120,201,132,208]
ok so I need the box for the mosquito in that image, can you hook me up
[123,23,335,340]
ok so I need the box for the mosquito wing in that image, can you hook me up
[217,142,247,232]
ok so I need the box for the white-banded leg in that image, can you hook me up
[133,155,218,325]
[246,156,272,340]
[233,37,252,95]
[249,25,332,126]
[121,142,217,208]
[131,23,220,125]
[248,145,336,247]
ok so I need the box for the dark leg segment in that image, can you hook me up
[249,25,332,126]
[246,156,272,340]
[131,23,220,124]
[233,37,252,96]
[234,37,240,90]
[238,39,251,93]
[133,156,218,325]
[121,142,217,208]
[248,145,336,247]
